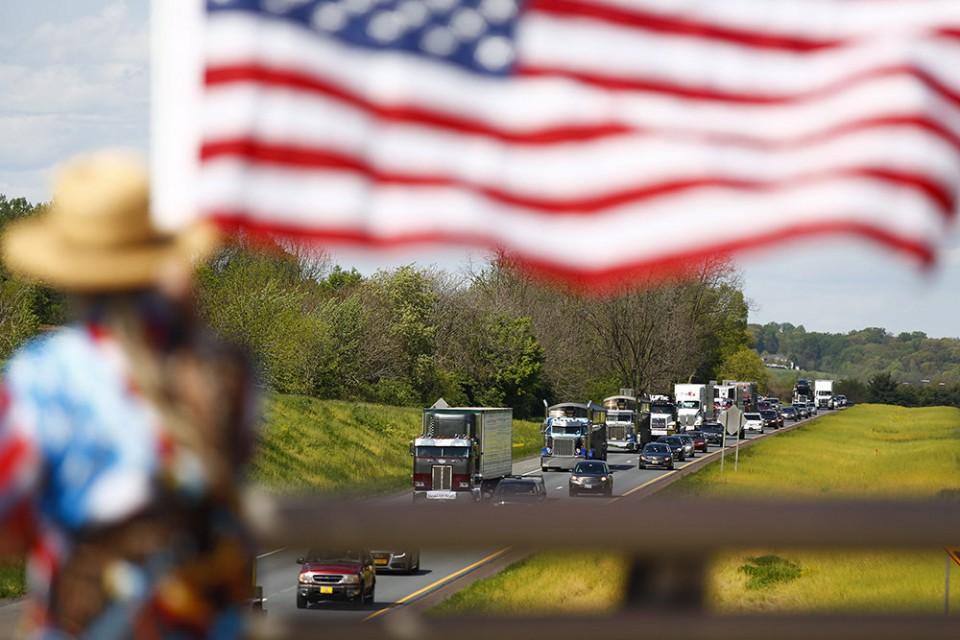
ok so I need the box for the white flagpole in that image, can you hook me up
[150,0,205,232]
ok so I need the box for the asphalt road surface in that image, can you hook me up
[257,411,829,623]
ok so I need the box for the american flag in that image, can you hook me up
[197,0,960,287]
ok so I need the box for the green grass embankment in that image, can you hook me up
[433,553,629,616]
[432,404,960,615]
[252,394,545,495]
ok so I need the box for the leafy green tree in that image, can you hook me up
[463,314,545,415]
[867,372,900,404]
[196,247,333,395]
[718,347,769,391]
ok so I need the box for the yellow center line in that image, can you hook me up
[363,547,513,622]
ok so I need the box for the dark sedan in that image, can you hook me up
[639,442,675,470]
[659,436,687,461]
[686,430,708,452]
[569,461,613,497]
[700,422,724,445]
[492,476,547,505]
[760,409,782,429]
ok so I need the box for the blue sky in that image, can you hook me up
[2,1,959,338]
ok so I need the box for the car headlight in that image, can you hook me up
[600,476,608,482]
[342,574,361,584]
[298,573,313,584]
[392,552,406,559]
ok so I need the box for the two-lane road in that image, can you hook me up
[257,411,827,621]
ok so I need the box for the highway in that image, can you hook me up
[256,413,826,622]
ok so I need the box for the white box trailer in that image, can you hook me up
[674,383,715,430]
[413,406,513,501]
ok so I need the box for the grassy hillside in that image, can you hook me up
[252,394,545,495]
[433,405,960,615]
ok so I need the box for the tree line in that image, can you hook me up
[1,194,761,418]
[751,322,960,386]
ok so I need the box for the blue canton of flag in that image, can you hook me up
[207,0,523,76]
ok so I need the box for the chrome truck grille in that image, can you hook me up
[432,465,452,490]
[607,425,626,441]
[553,439,575,456]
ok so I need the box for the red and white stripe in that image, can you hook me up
[198,0,960,288]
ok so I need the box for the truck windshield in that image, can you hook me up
[678,401,700,409]
[607,411,633,422]
[550,426,585,436]
[416,446,470,458]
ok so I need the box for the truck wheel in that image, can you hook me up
[296,593,308,609]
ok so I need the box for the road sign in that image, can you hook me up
[721,406,742,436]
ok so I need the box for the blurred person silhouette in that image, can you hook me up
[0,150,258,638]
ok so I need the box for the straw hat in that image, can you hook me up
[2,150,218,292]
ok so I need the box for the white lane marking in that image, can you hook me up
[257,547,286,559]
[555,486,563,490]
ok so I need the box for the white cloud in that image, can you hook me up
[0,0,148,200]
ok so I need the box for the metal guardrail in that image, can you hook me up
[247,495,960,638]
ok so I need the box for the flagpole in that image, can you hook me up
[946,553,952,616]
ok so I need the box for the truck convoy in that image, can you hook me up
[815,379,835,408]
[602,390,652,452]
[412,401,513,502]
[649,395,678,438]
[541,402,608,471]
[674,382,715,430]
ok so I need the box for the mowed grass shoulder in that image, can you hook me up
[668,404,960,499]
[433,553,628,617]
[252,394,544,495]
[434,405,960,615]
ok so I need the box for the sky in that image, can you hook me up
[2,1,959,339]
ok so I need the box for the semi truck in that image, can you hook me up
[723,380,759,412]
[793,378,813,405]
[412,401,513,502]
[815,379,835,409]
[541,402,608,471]
[649,396,678,437]
[602,390,652,451]
[674,382,716,431]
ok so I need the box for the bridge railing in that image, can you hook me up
[247,495,960,639]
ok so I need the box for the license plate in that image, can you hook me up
[374,559,388,566]
[426,491,457,500]
[320,586,333,594]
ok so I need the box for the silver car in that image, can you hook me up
[369,550,421,574]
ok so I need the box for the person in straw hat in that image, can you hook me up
[0,150,259,638]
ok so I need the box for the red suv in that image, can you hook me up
[296,550,376,608]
